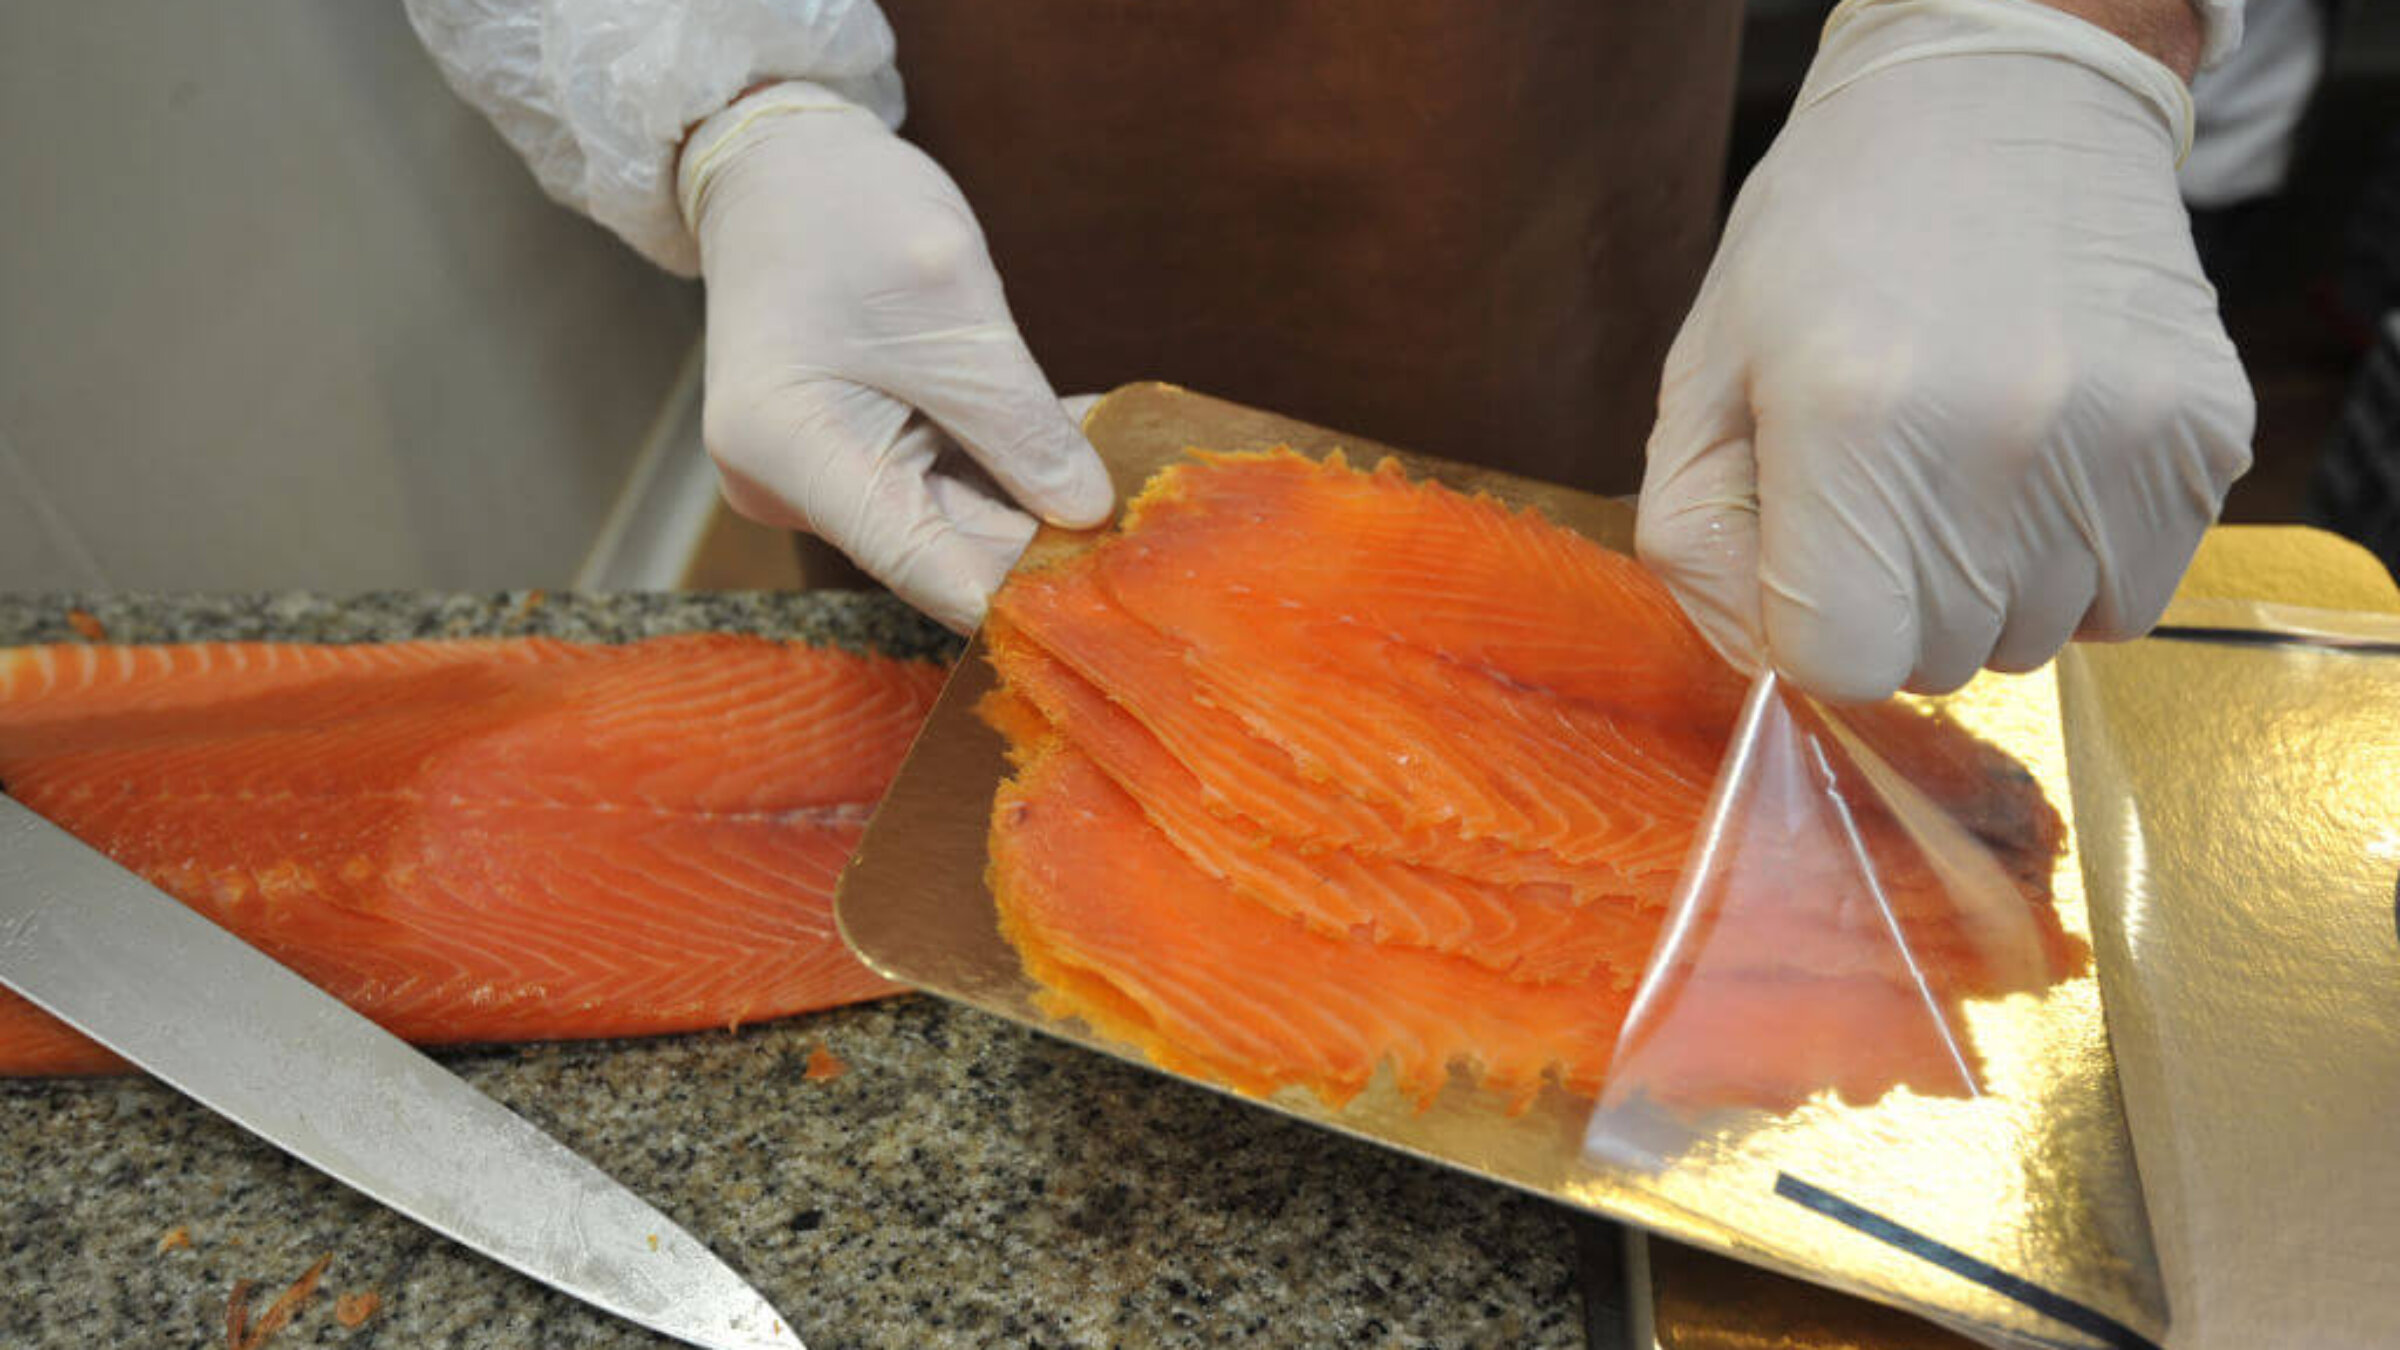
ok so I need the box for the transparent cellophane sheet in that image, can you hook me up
[1584,670,2143,1350]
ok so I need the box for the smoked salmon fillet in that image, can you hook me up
[0,634,942,1075]
[982,617,2036,990]
[994,561,1654,901]
[981,448,2084,1112]
[983,626,1654,986]
[1106,448,1745,724]
[990,745,1635,1108]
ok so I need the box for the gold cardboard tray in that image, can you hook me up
[1640,1237,1988,1349]
[835,383,2158,1348]
[2059,593,2400,1349]
[1635,528,2400,1349]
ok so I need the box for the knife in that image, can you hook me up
[0,794,803,1350]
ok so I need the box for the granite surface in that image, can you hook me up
[0,593,1598,1349]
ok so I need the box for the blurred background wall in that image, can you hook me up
[0,3,700,592]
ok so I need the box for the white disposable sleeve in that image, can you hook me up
[2192,0,2245,70]
[402,0,905,276]
[1824,1,2245,83]
[2183,0,2319,206]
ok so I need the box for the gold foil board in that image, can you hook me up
[834,383,2158,1349]
[2060,596,2400,1347]
[1641,532,2400,1348]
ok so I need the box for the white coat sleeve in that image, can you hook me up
[401,0,906,277]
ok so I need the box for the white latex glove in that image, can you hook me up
[1637,0,2254,703]
[679,84,1113,632]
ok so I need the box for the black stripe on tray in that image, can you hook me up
[1772,1173,2163,1350]
[2147,624,2400,655]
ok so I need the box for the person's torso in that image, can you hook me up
[877,0,1743,488]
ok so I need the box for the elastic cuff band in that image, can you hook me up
[676,81,878,234]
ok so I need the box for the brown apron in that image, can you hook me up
[875,0,1742,491]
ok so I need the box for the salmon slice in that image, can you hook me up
[989,744,1635,1108]
[1836,699,2067,873]
[985,619,1654,985]
[1099,534,1722,877]
[1096,453,2060,878]
[984,614,2066,995]
[0,634,942,1075]
[1112,450,1748,719]
[1013,538,2038,932]
[0,638,579,724]
[982,449,2085,1113]
[1103,449,2062,864]
[991,561,1636,900]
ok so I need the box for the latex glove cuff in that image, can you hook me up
[678,81,883,235]
[1814,0,2197,160]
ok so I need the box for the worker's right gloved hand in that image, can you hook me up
[1636,0,2254,704]
[680,83,1114,632]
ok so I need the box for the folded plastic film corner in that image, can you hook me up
[1576,666,2135,1348]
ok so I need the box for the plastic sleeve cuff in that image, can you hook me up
[2192,0,2244,70]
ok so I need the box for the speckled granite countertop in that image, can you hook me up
[0,593,1602,1350]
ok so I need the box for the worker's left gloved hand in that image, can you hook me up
[679,83,1112,633]
[1638,0,2254,703]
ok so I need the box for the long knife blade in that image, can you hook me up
[0,795,802,1350]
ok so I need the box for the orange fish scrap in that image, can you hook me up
[224,1253,330,1350]
[333,1289,382,1328]
[980,449,2083,1113]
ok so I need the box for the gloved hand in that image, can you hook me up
[679,83,1113,632]
[1637,0,2254,703]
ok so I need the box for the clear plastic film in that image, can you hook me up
[1584,669,2129,1350]
[1588,670,2079,1162]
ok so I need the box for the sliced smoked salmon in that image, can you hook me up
[987,616,1651,986]
[980,448,2083,1113]
[984,611,2042,990]
[1111,450,1746,724]
[990,745,1635,1108]
[0,634,942,1075]
[993,560,1639,901]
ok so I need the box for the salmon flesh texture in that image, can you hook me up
[0,634,942,1074]
[982,449,2084,1113]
